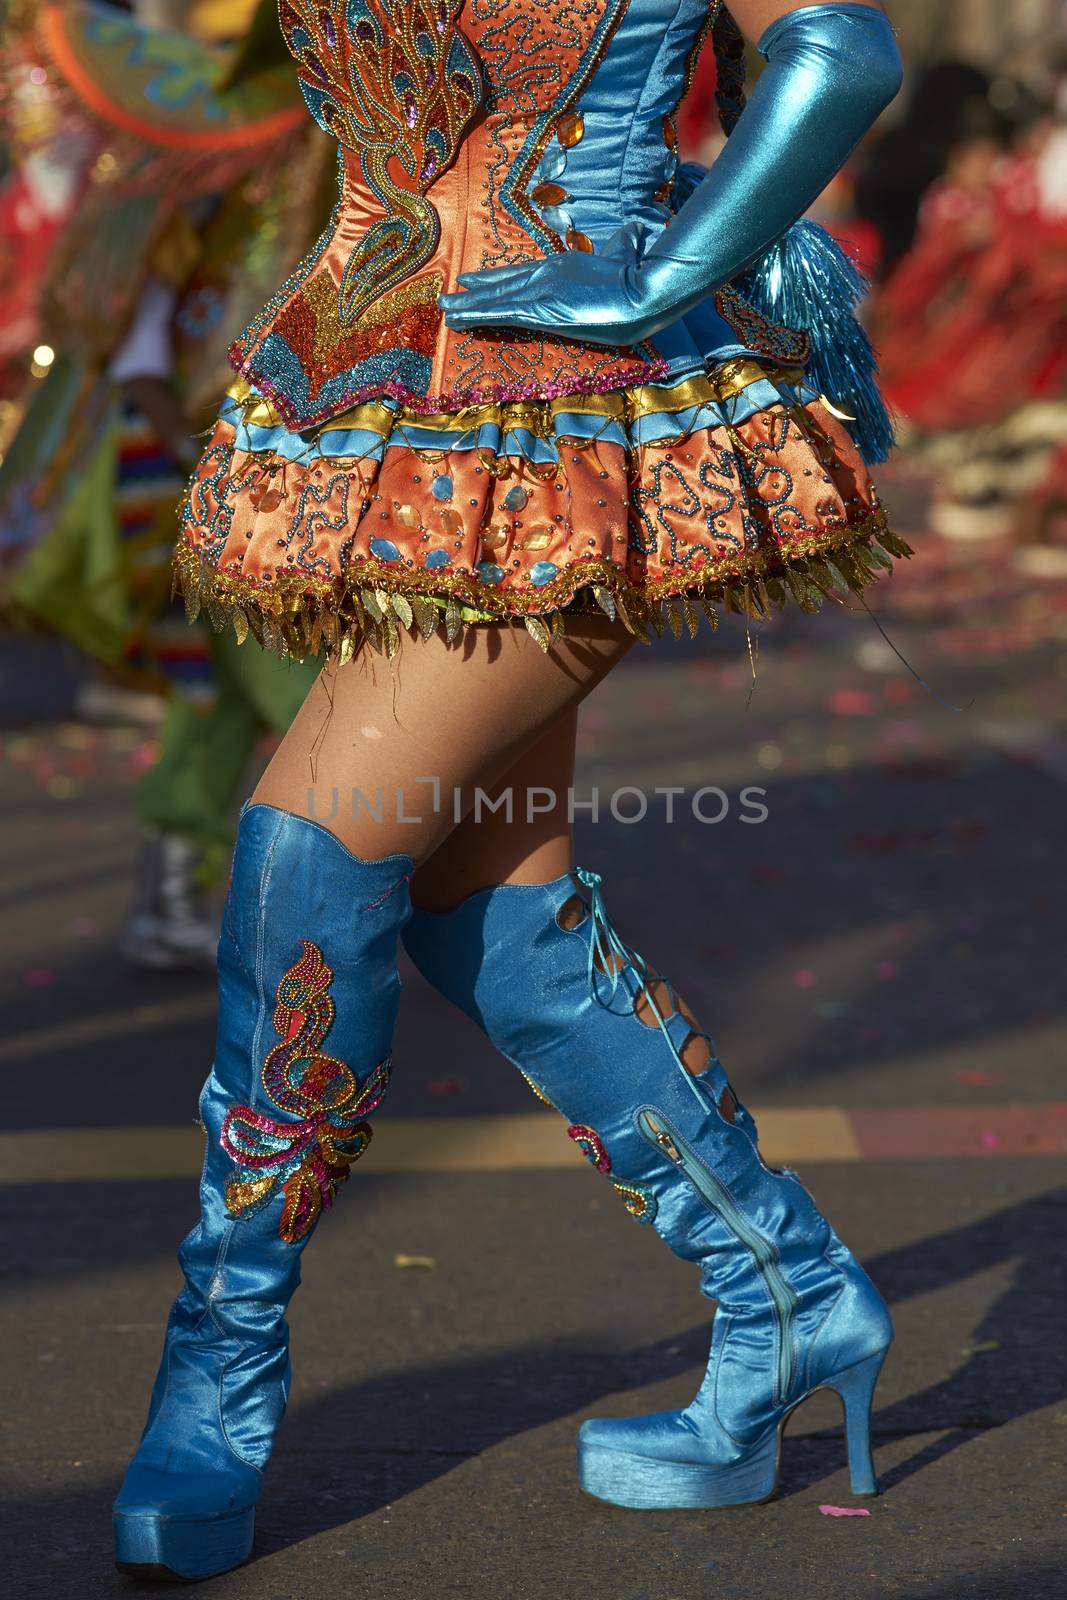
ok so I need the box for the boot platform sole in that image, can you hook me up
[116,1561,203,1584]
[113,1506,254,1583]
[578,1352,886,1510]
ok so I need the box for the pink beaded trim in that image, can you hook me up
[568,1122,612,1173]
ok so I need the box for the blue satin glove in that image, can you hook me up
[440,3,902,347]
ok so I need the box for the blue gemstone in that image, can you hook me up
[431,474,454,501]
[475,561,505,584]
[530,561,558,586]
[424,549,451,568]
[369,538,400,561]
[541,206,573,234]
[539,146,567,180]
[503,485,528,511]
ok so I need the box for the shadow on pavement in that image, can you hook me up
[778,1185,1067,1498]
[3,1184,1065,1591]
[895,1562,1065,1600]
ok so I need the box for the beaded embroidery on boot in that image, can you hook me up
[221,940,389,1241]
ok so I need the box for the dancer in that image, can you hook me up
[1,0,323,965]
[114,0,905,1579]
[871,72,1067,547]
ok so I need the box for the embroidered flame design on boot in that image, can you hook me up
[221,940,390,1241]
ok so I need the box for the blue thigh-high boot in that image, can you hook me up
[402,867,893,1510]
[113,804,414,1579]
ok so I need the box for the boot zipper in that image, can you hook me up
[636,1106,798,1402]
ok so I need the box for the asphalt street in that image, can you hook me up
[2,464,1065,1599]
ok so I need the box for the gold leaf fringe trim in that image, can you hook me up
[172,511,912,662]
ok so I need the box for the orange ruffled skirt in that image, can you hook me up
[174,354,910,659]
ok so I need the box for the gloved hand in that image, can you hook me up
[440,220,664,347]
[440,3,902,347]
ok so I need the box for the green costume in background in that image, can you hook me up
[0,0,329,967]
[136,628,316,882]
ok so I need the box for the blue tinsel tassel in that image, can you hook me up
[737,218,895,464]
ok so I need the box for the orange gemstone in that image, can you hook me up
[439,508,465,538]
[521,527,553,551]
[481,522,511,551]
[531,181,567,207]
[256,491,283,514]
[557,112,585,148]
[395,504,421,528]
[566,229,594,253]
[662,115,677,151]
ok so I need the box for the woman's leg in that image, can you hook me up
[253,616,634,861]
[410,708,580,906]
[400,719,894,1511]
[410,712,719,1079]
[115,616,634,1581]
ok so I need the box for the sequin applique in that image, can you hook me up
[568,1121,612,1173]
[257,269,445,419]
[611,1178,658,1224]
[281,0,480,317]
[567,1122,659,1222]
[232,2,481,424]
[221,940,389,1242]
[714,287,810,369]
[518,1066,557,1108]
[493,0,630,256]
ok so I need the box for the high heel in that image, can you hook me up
[831,1350,886,1496]
[113,805,413,1579]
[402,866,893,1511]
[576,1346,888,1510]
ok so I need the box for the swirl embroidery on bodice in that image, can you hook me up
[280,0,482,318]
[227,1,485,423]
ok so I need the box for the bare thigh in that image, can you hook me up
[410,709,579,909]
[252,616,634,862]
[406,677,720,1083]
[254,620,720,1084]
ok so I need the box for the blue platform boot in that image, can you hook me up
[402,867,893,1509]
[113,804,414,1579]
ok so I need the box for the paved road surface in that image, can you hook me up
[2,470,1065,1598]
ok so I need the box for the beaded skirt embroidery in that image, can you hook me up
[172,0,911,656]
[176,358,907,657]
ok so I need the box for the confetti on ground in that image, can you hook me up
[23,968,57,987]
[819,1505,872,1517]
[792,969,816,989]
[961,1340,1000,1356]
[393,1254,436,1269]
[427,1078,465,1096]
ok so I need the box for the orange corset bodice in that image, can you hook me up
[229,0,809,424]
